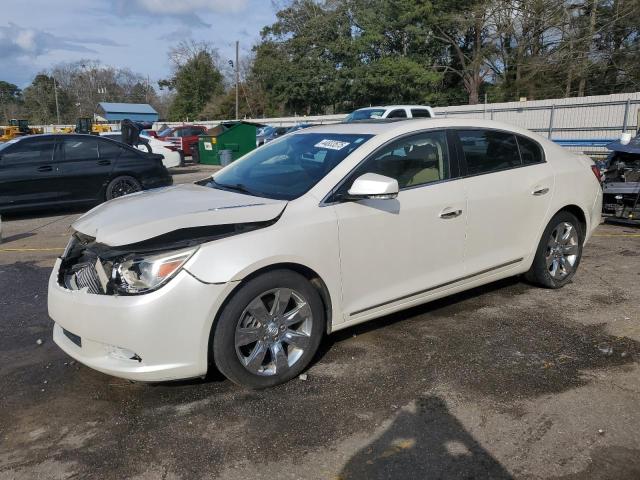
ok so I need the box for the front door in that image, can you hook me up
[0,136,60,210]
[331,130,467,320]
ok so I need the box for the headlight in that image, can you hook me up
[112,246,198,294]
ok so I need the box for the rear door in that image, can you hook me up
[0,137,60,210]
[455,129,554,274]
[57,136,116,202]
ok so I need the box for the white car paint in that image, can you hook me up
[48,119,602,382]
[100,132,182,168]
[142,137,182,168]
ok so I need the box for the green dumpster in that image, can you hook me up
[197,121,264,165]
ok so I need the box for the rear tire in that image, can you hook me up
[178,151,185,167]
[105,175,142,200]
[213,270,325,389]
[525,211,583,288]
[192,148,200,164]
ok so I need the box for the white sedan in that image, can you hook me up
[101,133,182,168]
[49,119,602,388]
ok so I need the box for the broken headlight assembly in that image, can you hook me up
[111,246,198,295]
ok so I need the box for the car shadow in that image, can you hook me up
[0,232,36,243]
[315,276,523,363]
[339,395,513,480]
[1,205,89,220]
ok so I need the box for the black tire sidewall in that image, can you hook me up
[527,211,584,288]
[105,175,142,201]
[213,270,325,389]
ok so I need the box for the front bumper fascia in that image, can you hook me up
[48,258,228,382]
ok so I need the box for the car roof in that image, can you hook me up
[294,118,546,139]
[355,105,433,110]
[9,133,109,141]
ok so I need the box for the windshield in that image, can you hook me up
[345,108,386,122]
[158,128,173,137]
[209,132,372,200]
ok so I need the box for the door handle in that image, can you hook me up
[532,187,550,196]
[439,209,463,219]
[37,165,53,172]
[98,160,111,166]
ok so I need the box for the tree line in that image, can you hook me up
[2,0,638,124]
[246,0,640,116]
[0,61,170,125]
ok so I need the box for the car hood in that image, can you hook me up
[72,183,287,246]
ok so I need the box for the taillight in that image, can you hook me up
[590,165,602,183]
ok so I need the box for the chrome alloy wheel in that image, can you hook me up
[234,288,313,376]
[545,221,579,280]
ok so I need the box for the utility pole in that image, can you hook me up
[53,77,61,124]
[235,40,239,120]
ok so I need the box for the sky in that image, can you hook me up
[0,0,278,88]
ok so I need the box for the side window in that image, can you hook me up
[0,138,56,165]
[386,109,407,119]
[517,135,544,165]
[63,137,99,161]
[411,109,432,118]
[97,139,123,158]
[457,130,521,176]
[348,130,450,189]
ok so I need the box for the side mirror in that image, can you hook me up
[347,173,399,200]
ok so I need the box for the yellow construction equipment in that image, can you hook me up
[77,118,111,134]
[0,119,43,142]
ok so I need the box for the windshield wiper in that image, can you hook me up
[211,179,264,197]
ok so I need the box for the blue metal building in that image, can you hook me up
[96,102,159,122]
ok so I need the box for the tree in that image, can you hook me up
[0,81,22,124]
[22,74,71,124]
[160,40,225,120]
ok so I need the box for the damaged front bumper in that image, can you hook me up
[48,257,230,382]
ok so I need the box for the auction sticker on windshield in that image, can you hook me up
[315,139,350,150]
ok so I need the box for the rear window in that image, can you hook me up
[457,130,521,175]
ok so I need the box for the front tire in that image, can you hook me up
[213,270,325,389]
[525,211,583,288]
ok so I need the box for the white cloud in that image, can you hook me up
[111,0,250,28]
[133,0,248,14]
[0,22,122,60]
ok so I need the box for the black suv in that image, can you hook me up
[0,134,172,214]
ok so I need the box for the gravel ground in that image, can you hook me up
[0,165,639,479]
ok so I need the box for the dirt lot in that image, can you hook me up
[1,166,639,479]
